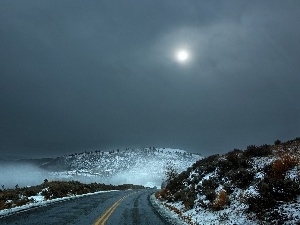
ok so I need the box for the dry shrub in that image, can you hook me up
[0,201,6,210]
[271,154,299,178]
[154,191,160,199]
[184,200,191,210]
[212,190,229,211]
[155,188,169,200]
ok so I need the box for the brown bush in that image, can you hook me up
[0,201,6,210]
[212,190,230,211]
[271,154,299,178]
[155,188,170,200]
[154,191,160,199]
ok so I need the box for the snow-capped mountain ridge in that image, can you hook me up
[42,147,203,187]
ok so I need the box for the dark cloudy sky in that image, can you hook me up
[1,0,299,158]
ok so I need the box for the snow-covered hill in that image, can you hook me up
[155,138,300,224]
[42,147,203,188]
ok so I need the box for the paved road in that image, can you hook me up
[0,189,168,225]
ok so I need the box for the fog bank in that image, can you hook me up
[0,163,47,188]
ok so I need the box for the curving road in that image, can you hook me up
[0,189,168,225]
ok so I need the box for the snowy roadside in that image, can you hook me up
[0,190,118,218]
[150,193,189,225]
[149,142,300,225]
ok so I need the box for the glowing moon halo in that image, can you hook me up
[176,50,189,62]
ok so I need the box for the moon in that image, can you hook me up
[176,50,189,63]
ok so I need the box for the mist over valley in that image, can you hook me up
[0,147,202,189]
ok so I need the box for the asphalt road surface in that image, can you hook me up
[0,189,168,225]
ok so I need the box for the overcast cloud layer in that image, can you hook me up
[1,0,299,157]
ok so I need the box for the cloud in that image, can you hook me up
[0,1,300,157]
